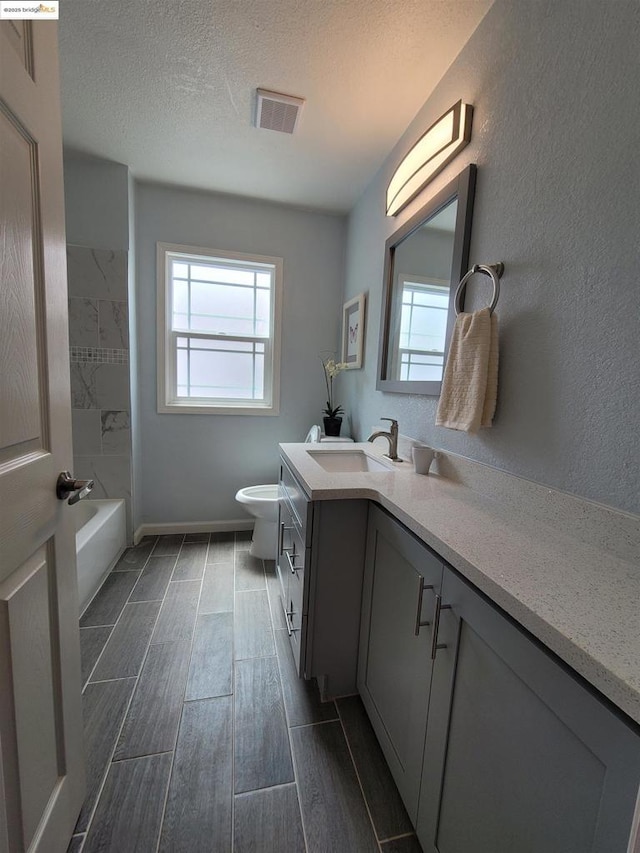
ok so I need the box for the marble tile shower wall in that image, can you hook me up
[67,246,133,538]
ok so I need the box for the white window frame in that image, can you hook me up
[392,274,450,381]
[157,242,283,415]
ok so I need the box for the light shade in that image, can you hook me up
[386,101,473,217]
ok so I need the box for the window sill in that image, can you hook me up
[158,401,280,416]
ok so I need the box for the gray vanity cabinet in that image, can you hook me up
[357,503,443,821]
[277,457,369,697]
[357,505,640,853]
[417,566,640,853]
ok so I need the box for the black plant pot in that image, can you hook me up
[323,416,342,437]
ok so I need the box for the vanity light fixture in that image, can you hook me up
[386,100,473,217]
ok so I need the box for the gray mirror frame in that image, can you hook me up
[376,163,477,395]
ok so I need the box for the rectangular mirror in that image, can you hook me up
[377,163,476,395]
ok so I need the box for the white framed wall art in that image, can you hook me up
[341,293,366,369]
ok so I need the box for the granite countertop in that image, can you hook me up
[279,442,640,727]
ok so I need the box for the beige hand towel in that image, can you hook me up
[435,307,499,432]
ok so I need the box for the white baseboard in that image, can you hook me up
[133,518,253,545]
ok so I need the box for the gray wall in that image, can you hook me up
[63,153,130,251]
[63,153,136,537]
[342,0,640,515]
[136,182,346,524]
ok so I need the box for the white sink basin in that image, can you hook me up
[307,450,393,473]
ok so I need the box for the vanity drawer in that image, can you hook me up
[279,459,310,541]
[277,470,309,675]
[277,497,307,613]
[284,577,305,671]
[283,527,306,590]
[286,541,305,603]
[278,496,305,561]
[279,546,306,673]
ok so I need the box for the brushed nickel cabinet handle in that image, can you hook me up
[430,593,451,659]
[279,521,294,553]
[285,549,300,574]
[285,601,297,636]
[414,579,434,636]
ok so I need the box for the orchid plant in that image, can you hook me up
[321,357,349,418]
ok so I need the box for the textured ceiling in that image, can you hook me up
[58,0,492,213]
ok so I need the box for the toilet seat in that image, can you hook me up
[305,425,321,442]
[235,484,279,506]
[305,424,355,443]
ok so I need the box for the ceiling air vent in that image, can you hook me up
[256,89,305,134]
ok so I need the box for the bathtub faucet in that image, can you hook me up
[367,418,402,461]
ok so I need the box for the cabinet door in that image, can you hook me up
[417,566,640,853]
[358,504,443,821]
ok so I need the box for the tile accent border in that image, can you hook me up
[70,346,129,364]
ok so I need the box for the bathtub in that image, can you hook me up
[74,499,127,614]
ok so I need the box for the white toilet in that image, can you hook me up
[235,484,280,559]
[235,422,354,559]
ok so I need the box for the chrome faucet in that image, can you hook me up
[367,418,402,461]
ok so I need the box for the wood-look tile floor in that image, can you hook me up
[71,532,423,853]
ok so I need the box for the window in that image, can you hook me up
[157,243,283,414]
[395,275,449,382]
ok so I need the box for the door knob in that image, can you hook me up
[56,472,94,505]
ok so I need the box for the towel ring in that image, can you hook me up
[454,262,504,316]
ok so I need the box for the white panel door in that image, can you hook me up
[0,20,85,853]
